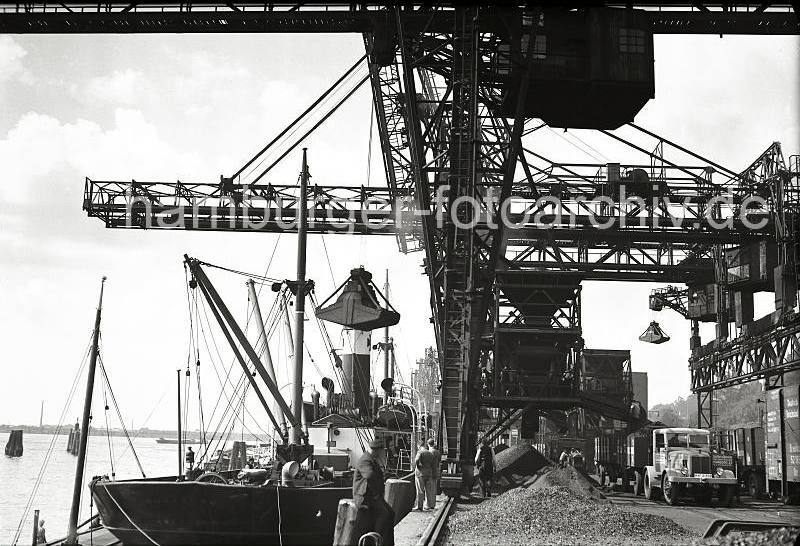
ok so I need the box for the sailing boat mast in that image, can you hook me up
[65,276,106,545]
[291,148,309,445]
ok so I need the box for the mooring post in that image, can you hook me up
[31,509,39,546]
[332,499,368,546]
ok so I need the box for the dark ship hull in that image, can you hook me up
[90,477,351,545]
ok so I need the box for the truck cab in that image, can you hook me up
[642,427,737,506]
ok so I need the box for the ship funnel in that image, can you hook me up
[315,267,400,331]
[639,321,670,344]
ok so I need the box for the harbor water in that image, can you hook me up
[1,431,178,543]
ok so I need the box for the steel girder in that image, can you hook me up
[1,3,798,35]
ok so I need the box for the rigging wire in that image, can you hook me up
[102,381,116,481]
[97,353,146,478]
[11,333,93,546]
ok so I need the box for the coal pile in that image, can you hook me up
[447,485,693,545]
[493,444,550,489]
[524,465,605,500]
[691,527,799,546]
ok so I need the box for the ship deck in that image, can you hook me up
[47,526,121,546]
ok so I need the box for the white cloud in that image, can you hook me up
[84,69,146,105]
[0,36,32,85]
[0,108,208,204]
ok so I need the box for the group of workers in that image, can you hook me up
[413,438,441,511]
[558,447,585,470]
[352,436,444,546]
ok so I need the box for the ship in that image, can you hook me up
[89,152,419,545]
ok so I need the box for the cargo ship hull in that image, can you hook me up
[90,478,351,545]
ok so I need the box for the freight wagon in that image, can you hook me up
[715,426,766,497]
[765,385,800,502]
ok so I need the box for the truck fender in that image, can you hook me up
[663,469,681,482]
[645,466,660,488]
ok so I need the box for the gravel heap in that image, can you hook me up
[448,485,692,545]
[493,444,551,489]
[524,465,605,500]
[690,527,799,546]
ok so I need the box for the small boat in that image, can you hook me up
[155,437,199,445]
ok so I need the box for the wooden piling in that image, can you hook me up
[4,429,23,457]
[385,478,413,524]
[31,509,39,546]
[228,441,248,470]
[332,499,368,546]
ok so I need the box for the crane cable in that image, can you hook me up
[232,54,367,183]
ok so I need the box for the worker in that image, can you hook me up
[428,438,442,495]
[353,438,395,546]
[36,519,46,544]
[414,443,436,510]
[474,439,496,498]
[558,449,569,468]
[185,446,195,471]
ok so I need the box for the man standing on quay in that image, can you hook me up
[414,442,437,510]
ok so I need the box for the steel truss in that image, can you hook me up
[64,3,799,477]
[1,3,798,35]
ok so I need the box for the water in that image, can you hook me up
[1,431,179,544]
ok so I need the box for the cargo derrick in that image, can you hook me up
[10,2,796,493]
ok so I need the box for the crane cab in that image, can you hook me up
[495,7,655,129]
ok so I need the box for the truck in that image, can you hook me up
[632,427,738,506]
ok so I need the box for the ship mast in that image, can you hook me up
[291,148,309,445]
[65,276,106,545]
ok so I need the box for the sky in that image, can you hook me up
[0,29,798,435]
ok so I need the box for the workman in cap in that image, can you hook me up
[414,442,436,510]
[353,437,395,546]
[474,439,496,498]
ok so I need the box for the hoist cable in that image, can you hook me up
[232,54,367,181]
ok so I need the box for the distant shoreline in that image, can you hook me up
[0,425,264,442]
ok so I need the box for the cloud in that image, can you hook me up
[84,69,146,105]
[0,36,32,85]
[0,108,210,205]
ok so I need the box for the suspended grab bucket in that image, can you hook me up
[639,321,670,344]
[316,267,400,331]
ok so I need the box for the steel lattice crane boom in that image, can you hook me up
[5,1,799,492]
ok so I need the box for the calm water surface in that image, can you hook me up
[1,431,179,544]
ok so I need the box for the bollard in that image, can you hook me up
[332,499,368,546]
[31,510,39,546]
[384,479,412,524]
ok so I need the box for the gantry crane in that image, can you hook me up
[3,2,798,491]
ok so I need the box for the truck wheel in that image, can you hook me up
[634,471,644,496]
[746,473,762,498]
[644,473,659,500]
[662,474,681,506]
[719,484,735,507]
